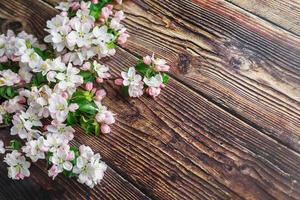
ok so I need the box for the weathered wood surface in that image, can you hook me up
[226,0,300,36]
[0,0,300,199]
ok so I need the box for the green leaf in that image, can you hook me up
[162,73,169,84]
[78,102,97,115]
[66,112,77,125]
[121,86,129,97]
[94,121,100,136]
[135,61,149,75]
[0,86,18,100]
[63,170,77,178]
[79,71,95,83]
[107,41,116,49]
[10,140,22,150]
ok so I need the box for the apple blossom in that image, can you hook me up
[4,150,31,180]
[0,140,5,154]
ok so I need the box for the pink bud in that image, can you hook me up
[104,112,115,125]
[61,92,69,99]
[60,11,68,17]
[94,95,103,102]
[91,0,98,3]
[116,0,122,4]
[158,64,170,72]
[147,87,161,98]
[43,125,48,131]
[160,84,166,89]
[71,2,80,11]
[96,89,106,97]
[18,96,27,104]
[62,53,71,63]
[117,33,129,44]
[107,4,113,10]
[91,88,97,94]
[101,124,111,134]
[96,77,103,83]
[81,62,91,71]
[143,55,151,65]
[0,56,8,63]
[101,7,111,20]
[85,82,93,91]
[96,113,106,122]
[114,78,123,86]
[80,1,89,11]
[69,103,79,112]
[114,11,125,21]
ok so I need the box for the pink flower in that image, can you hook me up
[101,6,112,20]
[96,89,106,98]
[81,62,91,71]
[117,33,129,44]
[85,82,93,91]
[114,78,123,86]
[101,124,111,134]
[96,77,103,83]
[147,87,161,98]
[0,56,8,63]
[91,0,98,3]
[48,165,59,180]
[155,64,170,72]
[61,92,69,99]
[114,11,125,21]
[69,103,79,112]
[143,55,151,65]
[71,2,80,11]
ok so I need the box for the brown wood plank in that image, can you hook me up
[112,0,300,153]
[1,0,300,200]
[226,0,300,36]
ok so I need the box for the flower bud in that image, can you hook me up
[117,33,129,44]
[96,89,106,97]
[143,55,151,65]
[101,124,111,134]
[61,92,69,99]
[85,82,93,91]
[96,77,103,83]
[69,103,79,112]
[81,62,91,71]
[114,78,123,86]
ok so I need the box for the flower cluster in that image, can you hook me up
[0,0,127,188]
[45,0,128,65]
[115,54,170,98]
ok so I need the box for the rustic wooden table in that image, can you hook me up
[0,0,300,199]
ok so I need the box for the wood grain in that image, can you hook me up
[116,0,300,152]
[226,0,300,36]
[0,0,300,200]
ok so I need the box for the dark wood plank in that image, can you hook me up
[226,0,300,36]
[113,0,300,153]
[1,0,300,200]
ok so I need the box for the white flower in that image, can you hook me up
[11,114,28,139]
[44,133,66,153]
[46,14,70,33]
[22,137,48,162]
[45,26,71,52]
[55,2,71,11]
[4,150,31,180]
[0,34,6,57]
[93,61,109,78]
[19,107,43,130]
[73,145,107,188]
[2,96,25,113]
[49,144,74,173]
[0,140,5,154]
[18,66,33,83]
[0,69,21,86]
[0,105,6,124]
[47,124,75,142]
[69,20,93,48]
[56,63,83,93]
[143,74,163,88]
[128,83,144,98]
[48,93,70,122]
[121,67,142,86]
[21,49,43,69]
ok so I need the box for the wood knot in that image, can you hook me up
[1,19,23,33]
[229,55,252,71]
[177,54,191,74]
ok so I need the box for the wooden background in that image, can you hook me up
[0,0,300,199]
